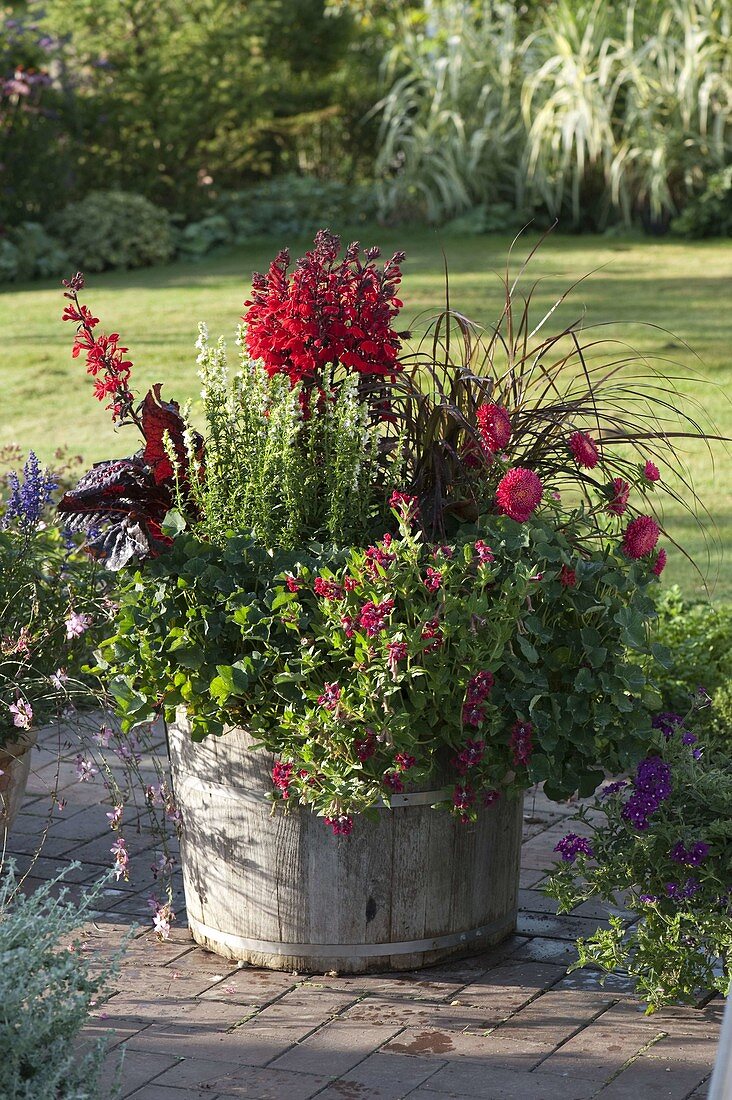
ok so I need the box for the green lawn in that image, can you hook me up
[1,230,729,598]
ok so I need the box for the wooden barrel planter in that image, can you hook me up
[0,731,36,840]
[168,712,524,974]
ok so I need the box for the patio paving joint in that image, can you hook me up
[583,1029,669,1098]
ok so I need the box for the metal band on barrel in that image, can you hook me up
[175,773,449,809]
[188,913,513,959]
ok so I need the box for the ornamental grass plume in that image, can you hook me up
[379,229,722,581]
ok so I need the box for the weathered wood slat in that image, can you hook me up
[168,713,523,973]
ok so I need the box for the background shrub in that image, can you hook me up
[211,176,379,241]
[52,191,174,272]
[672,167,732,237]
[0,237,19,281]
[11,222,69,281]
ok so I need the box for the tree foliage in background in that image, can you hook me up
[1,0,730,234]
[0,0,381,224]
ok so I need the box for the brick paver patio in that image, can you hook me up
[7,721,722,1099]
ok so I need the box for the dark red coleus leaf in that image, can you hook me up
[141,383,189,484]
[57,456,174,571]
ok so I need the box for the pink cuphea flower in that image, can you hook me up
[607,478,630,516]
[359,598,395,638]
[384,771,405,793]
[644,460,660,482]
[65,610,92,640]
[476,403,512,453]
[496,468,543,522]
[9,699,33,729]
[510,720,533,767]
[387,639,408,678]
[317,682,341,710]
[621,514,660,559]
[652,548,667,576]
[462,704,486,727]
[324,814,354,837]
[559,565,577,588]
[365,534,396,576]
[421,616,443,652]
[272,761,293,797]
[423,566,442,592]
[466,670,494,704]
[474,540,494,564]
[354,729,376,762]
[453,782,475,822]
[389,490,420,522]
[454,739,486,774]
[569,431,599,469]
[314,577,343,600]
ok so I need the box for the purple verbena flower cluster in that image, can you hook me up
[651,712,684,739]
[664,878,700,901]
[621,755,672,830]
[670,840,709,867]
[554,832,594,863]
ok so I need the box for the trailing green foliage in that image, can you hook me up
[188,325,382,548]
[545,729,732,1011]
[0,863,124,1099]
[99,506,662,819]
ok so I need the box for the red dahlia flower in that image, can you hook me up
[621,515,660,559]
[242,230,405,386]
[496,468,543,522]
[569,431,599,469]
[607,477,630,516]
[652,548,667,576]
[476,403,512,453]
